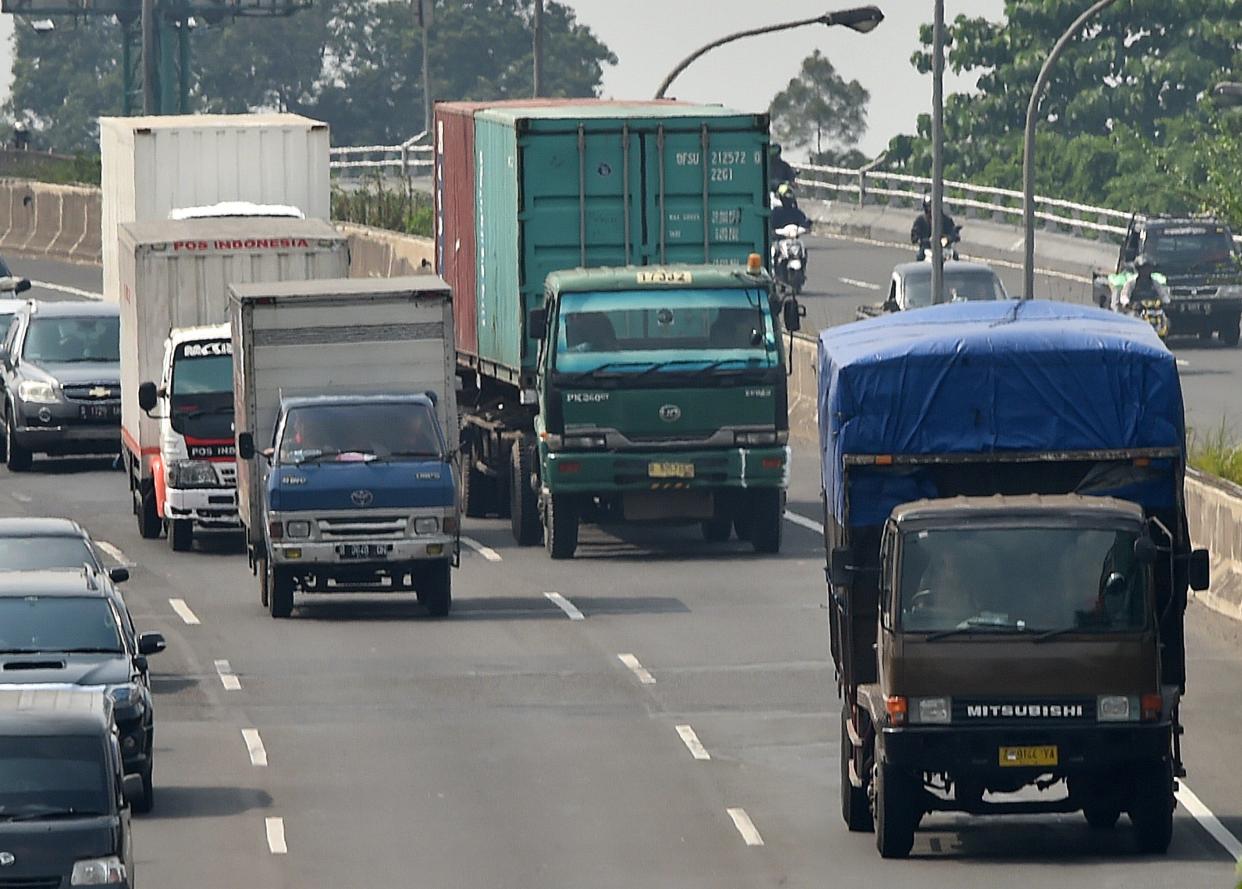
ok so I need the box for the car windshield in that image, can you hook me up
[278,402,444,464]
[0,735,109,818]
[1144,227,1236,271]
[0,597,123,654]
[23,317,120,364]
[0,538,98,571]
[553,288,777,376]
[898,526,1147,634]
[904,271,1007,308]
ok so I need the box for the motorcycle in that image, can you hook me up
[1095,270,1171,340]
[772,223,809,294]
[1129,297,1170,339]
[917,226,961,263]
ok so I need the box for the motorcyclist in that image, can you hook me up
[768,143,796,192]
[770,182,811,233]
[1115,254,1170,314]
[911,193,958,260]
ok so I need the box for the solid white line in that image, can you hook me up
[168,598,200,626]
[783,510,824,534]
[726,807,765,846]
[1176,358,1190,368]
[241,728,268,767]
[675,724,711,761]
[9,491,30,503]
[96,541,131,566]
[544,591,585,621]
[617,653,656,685]
[214,659,241,691]
[839,276,883,291]
[461,536,502,562]
[265,817,287,854]
[31,280,102,300]
[1177,783,1242,861]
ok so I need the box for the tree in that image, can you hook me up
[769,50,869,161]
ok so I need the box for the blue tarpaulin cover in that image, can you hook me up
[818,300,1185,526]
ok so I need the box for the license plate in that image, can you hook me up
[1177,301,1208,313]
[648,461,695,479]
[80,404,119,420]
[337,544,389,560]
[999,745,1058,768]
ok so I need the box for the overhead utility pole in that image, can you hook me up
[532,0,544,97]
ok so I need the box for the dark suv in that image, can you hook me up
[0,300,121,470]
[0,569,165,812]
[0,688,137,888]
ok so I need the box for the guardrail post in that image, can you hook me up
[857,168,865,208]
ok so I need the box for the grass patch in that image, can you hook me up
[0,151,100,186]
[1187,421,1242,486]
[331,178,432,237]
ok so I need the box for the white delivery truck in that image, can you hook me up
[100,113,331,303]
[120,217,349,546]
[230,277,459,618]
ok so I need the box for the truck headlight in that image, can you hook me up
[1097,695,1138,722]
[169,459,217,487]
[414,516,439,535]
[734,431,778,446]
[17,380,57,404]
[911,697,951,724]
[562,434,606,450]
[284,520,311,539]
[71,856,128,885]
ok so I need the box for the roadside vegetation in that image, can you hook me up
[0,150,99,186]
[1188,422,1242,487]
[331,179,432,238]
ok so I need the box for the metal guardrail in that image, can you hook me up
[329,132,432,177]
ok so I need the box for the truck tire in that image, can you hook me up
[1129,761,1174,854]
[416,560,452,617]
[5,411,31,472]
[841,707,873,831]
[749,489,784,554]
[1221,315,1241,347]
[1083,799,1121,830]
[167,518,193,552]
[460,429,495,518]
[701,518,732,542]
[135,487,161,539]
[544,494,579,560]
[257,558,269,608]
[131,759,154,815]
[510,439,541,546]
[267,562,294,619]
[873,762,919,859]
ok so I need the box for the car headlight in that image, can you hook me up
[17,379,57,404]
[168,459,217,487]
[71,856,127,885]
[414,516,439,535]
[910,697,951,725]
[734,431,778,446]
[1097,695,1138,722]
[285,520,311,539]
[107,682,146,719]
[561,434,607,450]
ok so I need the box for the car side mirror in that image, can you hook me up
[782,299,804,333]
[122,774,144,807]
[529,307,548,340]
[108,566,129,583]
[14,278,30,294]
[237,432,256,460]
[1133,537,1158,564]
[137,381,158,414]
[1188,548,1210,592]
[829,546,855,587]
[137,632,166,656]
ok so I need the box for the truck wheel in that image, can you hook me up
[131,760,154,815]
[1083,799,1121,830]
[701,518,732,542]
[749,489,784,554]
[545,494,579,560]
[509,439,541,546]
[267,563,294,619]
[733,515,753,542]
[135,487,161,539]
[167,518,193,552]
[5,412,31,472]
[415,560,452,617]
[1129,762,1174,854]
[874,761,919,859]
[257,558,269,608]
[841,708,873,831]
[460,430,494,518]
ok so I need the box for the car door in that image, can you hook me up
[0,312,21,412]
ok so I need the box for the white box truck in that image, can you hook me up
[230,277,459,618]
[120,217,349,547]
[100,113,331,303]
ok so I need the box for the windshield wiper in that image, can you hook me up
[59,647,124,655]
[566,361,652,383]
[293,450,345,465]
[0,647,43,654]
[177,405,234,419]
[3,807,106,822]
[383,450,444,459]
[924,620,1036,642]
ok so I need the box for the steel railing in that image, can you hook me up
[329,132,432,177]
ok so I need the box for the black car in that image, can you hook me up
[0,688,137,888]
[0,300,121,471]
[0,570,165,812]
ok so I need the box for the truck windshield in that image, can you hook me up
[904,271,1007,308]
[0,735,109,819]
[553,288,776,376]
[898,526,1146,635]
[23,317,120,364]
[1143,226,1236,272]
[278,402,443,465]
[170,341,234,439]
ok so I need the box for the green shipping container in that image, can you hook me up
[460,101,770,384]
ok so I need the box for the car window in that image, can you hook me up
[0,537,100,571]
[2,315,20,357]
[0,597,123,654]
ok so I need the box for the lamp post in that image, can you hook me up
[1022,0,1118,300]
[653,6,883,100]
[533,0,544,97]
[930,0,945,304]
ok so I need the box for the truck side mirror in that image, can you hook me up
[237,432,256,460]
[1188,548,1210,592]
[829,546,854,587]
[108,566,129,583]
[12,278,30,294]
[782,299,804,333]
[137,381,158,413]
[529,307,548,340]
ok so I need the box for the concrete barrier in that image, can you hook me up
[0,179,103,265]
[336,221,434,278]
[1185,470,1242,621]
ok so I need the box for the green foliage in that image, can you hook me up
[0,149,100,185]
[770,51,869,159]
[1188,422,1242,486]
[331,180,433,237]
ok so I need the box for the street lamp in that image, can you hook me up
[653,5,883,100]
[1022,0,1119,300]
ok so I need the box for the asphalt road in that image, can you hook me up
[2,253,1240,887]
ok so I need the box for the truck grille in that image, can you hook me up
[0,879,63,889]
[62,383,120,402]
[219,464,237,485]
[316,516,407,539]
[953,698,1096,724]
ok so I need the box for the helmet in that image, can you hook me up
[922,192,932,211]
[1134,254,1154,272]
[777,182,795,206]
[769,143,782,157]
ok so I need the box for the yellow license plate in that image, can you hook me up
[999,745,1058,768]
[648,461,695,479]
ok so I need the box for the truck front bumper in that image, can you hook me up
[1167,296,1242,332]
[270,536,457,567]
[166,486,240,529]
[543,445,789,494]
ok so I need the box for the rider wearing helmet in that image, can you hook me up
[1116,254,1170,313]
[769,143,796,192]
[911,192,958,259]
[770,182,811,233]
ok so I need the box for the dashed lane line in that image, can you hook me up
[726,807,765,846]
[461,536,503,562]
[214,659,241,691]
[783,510,824,534]
[9,492,30,503]
[839,277,883,291]
[617,653,656,685]
[168,598,200,626]
[241,729,268,767]
[31,280,103,300]
[544,591,585,621]
[96,541,132,566]
[675,724,711,761]
[265,817,287,854]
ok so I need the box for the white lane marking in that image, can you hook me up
[617,653,656,685]
[839,276,882,291]
[265,817,287,854]
[9,491,31,503]
[214,659,241,691]
[784,510,824,534]
[1177,783,1242,861]
[96,541,131,566]
[675,724,711,761]
[241,728,268,767]
[461,536,502,562]
[1176,358,1190,368]
[31,280,102,300]
[168,598,200,626]
[726,807,765,846]
[544,591,585,621]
